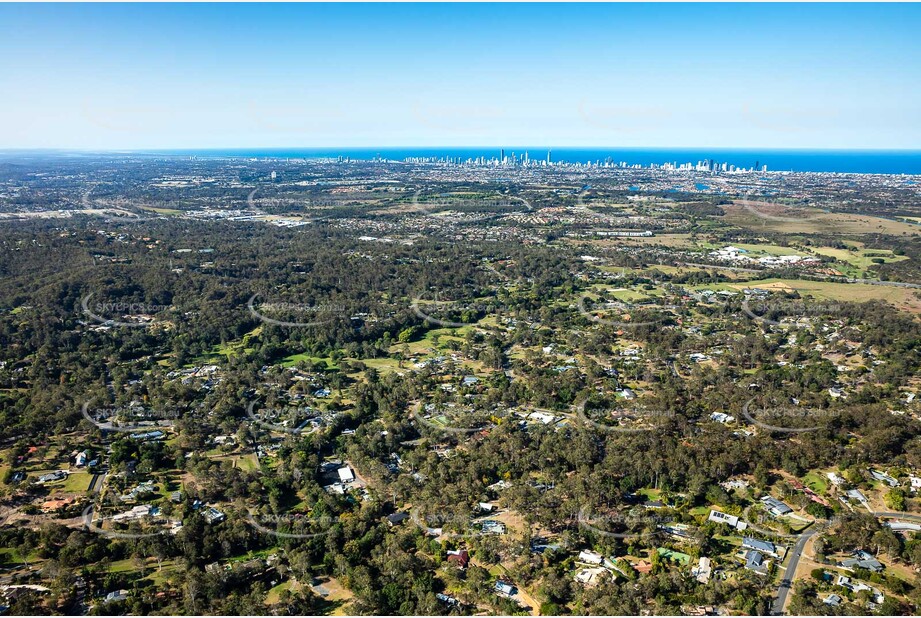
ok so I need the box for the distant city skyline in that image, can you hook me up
[1,3,919,150]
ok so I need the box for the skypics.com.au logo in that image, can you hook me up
[82,400,179,433]
[248,294,346,328]
[741,297,845,329]
[576,291,682,329]
[409,190,532,222]
[246,401,323,435]
[735,188,826,225]
[742,398,839,434]
[81,293,172,328]
[411,260,517,329]
[246,511,338,540]
[577,507,683,540]
[575,399,676,434]
[410,402,495,436]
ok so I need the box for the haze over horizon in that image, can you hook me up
[1,3,919,150]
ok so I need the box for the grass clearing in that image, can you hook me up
[723,203,921,236]
[56,471,92,493]
[808,245,909,274]
[281,353,338,369]
[802,472,828,494]
[691,278,921,314]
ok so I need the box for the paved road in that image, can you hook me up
[771,528,817,615]
[873,511,921,523]
[771,510,921,614]
[87,471,106,494]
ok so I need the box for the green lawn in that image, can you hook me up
[355,357,404,374]
[192,326,263,364]
[280,353,338,369]
[656,547,690,565]
[58,471,92,492]
[688,278,921,312]
[809,245,908,273]
[803,472,828,494]
[265,580,292,605]
[235,454,260,472]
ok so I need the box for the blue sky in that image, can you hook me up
[1,3,918,150]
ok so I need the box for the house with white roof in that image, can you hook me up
[578,550,604,565]
[337,466,355,483]
[708,509,747,530]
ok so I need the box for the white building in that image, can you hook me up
[708,509,747,530]
[692,557,712,584]
[338,466,355,482]
[578,550,604,565]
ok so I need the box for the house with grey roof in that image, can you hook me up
[823,594,842,607]
[760,495,792,517]
[742,537,780,558]
[744,550,768,575]
[868,469,898,487]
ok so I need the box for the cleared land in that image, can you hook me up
[724,202,921,235]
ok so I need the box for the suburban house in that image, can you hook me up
[436,593,460,607]
[36,471,67,484]
[577,550,604,565]
[120,480,157,503]
[446,549,469,569]
[868,469,899,487]
[41,496,77,513]
[887,520,921,533]
[840,557,884,572]
[823,594,843,607]
[103,590,129,604]
[112,504,160,522]
[633,560,653,574]
[386,512,410,527]
[742,537,780,558]
[481,520,506,534]
[760,495,793,517]
[692,557,712,584]
[839,550,884,573]
[909,475,921,492]
[337,466,355,483]
[846,488,869,504]
[575,567,614,586]
[494,580,517,597]
[836,576,884,604]
[707,509,747,530]
[203,507,226,525]
[744,550,768,575]
[129,430,166,441]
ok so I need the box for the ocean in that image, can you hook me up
[154,147,921,175]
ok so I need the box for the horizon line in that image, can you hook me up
[4,146,921,154]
